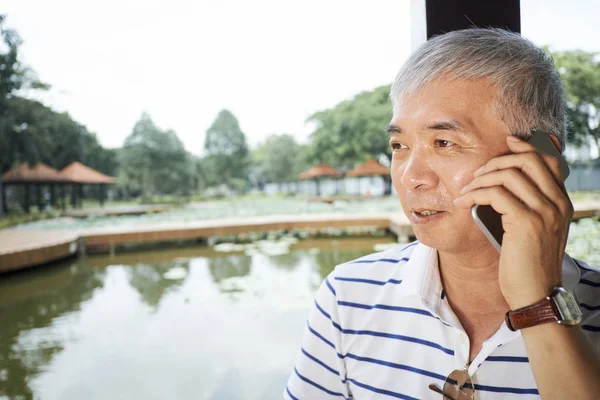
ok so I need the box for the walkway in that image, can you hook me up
[1,202,599,273]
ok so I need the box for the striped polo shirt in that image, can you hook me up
[284,241,600,399]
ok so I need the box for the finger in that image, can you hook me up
[460,168,558,216]
[454,186,531,222]
[473,149,569,216]
[505,135,566,188]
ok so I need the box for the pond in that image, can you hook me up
[1,218,598,400]
[0,236,398,400]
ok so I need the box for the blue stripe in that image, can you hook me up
[294,368,348,399]
[315,301,343,331]
[337,301,435,317]
[286,386,299,400]
[302,328,537,397]
[582,325,600,332]
[325,278,337,295]
[347,378,419,400]
[350,257,409,265]
[314,301,453,355]
[474,384,539,395]
[581,303,600,311]
[574,258,598,272]
[344,242,417,265]
[301,348,339,376]
[399,241,419,251]
[307,322,335,349]
[486,356,529,363]
[343,353,446,380]
[334,277,403,286]
[580,279,600,288]
[306,310,454,357]
[340,328,454,355]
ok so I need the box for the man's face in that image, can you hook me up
[389,78,512,253]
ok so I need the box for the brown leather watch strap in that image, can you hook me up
[505,296,559,331]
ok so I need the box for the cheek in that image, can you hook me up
[442,167,473,196]
[431,159,481,197]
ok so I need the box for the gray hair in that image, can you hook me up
[390,28,567,151]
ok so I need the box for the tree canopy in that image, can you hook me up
[119,112,191,197]
[252,134,305,184]
[550,49,600,154]
[203,109,249,188]
[307,85,392,171]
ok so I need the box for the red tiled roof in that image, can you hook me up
[346,159,389,177]
[60,162,116,184]
[2,162,72,183]
[299,163,341,179]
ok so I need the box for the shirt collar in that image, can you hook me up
[396,242,581,303]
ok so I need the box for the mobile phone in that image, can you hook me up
[471,130,570,252]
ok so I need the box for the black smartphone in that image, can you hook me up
[471,130,570,252]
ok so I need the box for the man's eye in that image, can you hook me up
[390,142,406,151]
[435,139,453,148]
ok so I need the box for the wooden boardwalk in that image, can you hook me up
[0,230,80,273]
[1,202,599,273]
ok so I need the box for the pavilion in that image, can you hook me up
[60,161,116,207]
[345,159,391,196]
[298,163,341,197]
[1,162,72,213]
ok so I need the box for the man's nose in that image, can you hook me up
[398,151,438,190]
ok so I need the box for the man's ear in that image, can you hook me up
[548,134,562,153]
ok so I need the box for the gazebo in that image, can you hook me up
[1,162,72,213]
[346,159,391,196]
[298,163,341,196]
[60,161,116,207]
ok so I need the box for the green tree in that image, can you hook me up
[203,109,249,188]
[0,15,48,216]
[307,85,392,170]
[5,97,116,173]
[550,49,600,154]
[253,134,302,184]
[119,113,191,198]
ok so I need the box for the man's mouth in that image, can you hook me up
[411,208,448,223]
[415,210,440,216]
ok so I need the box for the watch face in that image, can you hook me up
[553,288,583,325]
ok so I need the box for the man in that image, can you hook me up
[284,29,600,399]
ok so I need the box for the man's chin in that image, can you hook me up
[411,227,464,253]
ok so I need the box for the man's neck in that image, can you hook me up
[438,245,504,300]
[437,245,510,354]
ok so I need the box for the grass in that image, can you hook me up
[2,191,600,231]
[0,211,62,230]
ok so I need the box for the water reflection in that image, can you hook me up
[0,263,105,400]
[0,236,395,400]
[208,255,252,284]
[127,260,190,308]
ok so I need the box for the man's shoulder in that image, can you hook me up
[330,240,420,279]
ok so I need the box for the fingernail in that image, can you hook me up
[507,135,521,142]
[453,196,463,204]
[459,186,469,195]
[474,166,485,176]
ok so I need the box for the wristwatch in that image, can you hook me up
[505,287,582,331]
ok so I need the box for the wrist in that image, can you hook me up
[505,286,557,310]
[505,286,582,332]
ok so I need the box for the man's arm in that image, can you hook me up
[284,274,351,400]
[522,322,600,399]
[455,135,600,398]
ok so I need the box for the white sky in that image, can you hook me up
[1,0,599,155]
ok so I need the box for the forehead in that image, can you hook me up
[391,78,499,126]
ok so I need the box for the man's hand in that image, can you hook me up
[453,135,574,309]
